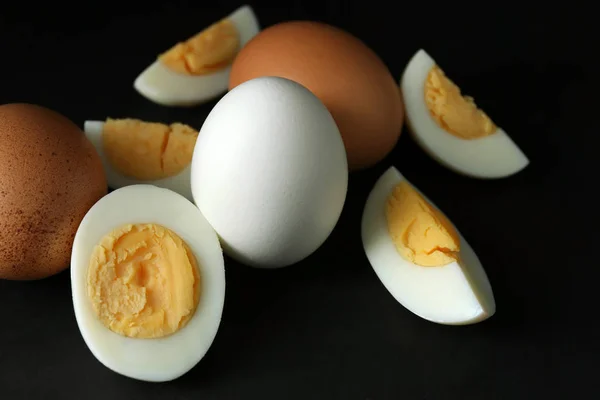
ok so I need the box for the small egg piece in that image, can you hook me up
[83,118,197,200]
[400,49,529,179]
[71,185,225,382]
[191,76,348,268]
[361,166,495,325]
[134,5,260,107]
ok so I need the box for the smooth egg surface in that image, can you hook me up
[0,103,107,280]
[71,185,225,382]
[83,120,194,201]
[228,20,404,171]
[133,5,260,106]
[401,49,529,179]
[191,76,348,269]
[361,166,495,325]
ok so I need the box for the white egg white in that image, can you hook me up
[361,166,495,325]
[400,49,529,179]
[83,120,194,201]
[133,5,260,107]
[71,185,225,382]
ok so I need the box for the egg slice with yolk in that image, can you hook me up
[361,166,495,325]
[400,49,529,179]
[84,118,197,201]
[71,184,225,382]
[134,5,260,107]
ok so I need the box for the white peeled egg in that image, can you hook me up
[191,76,348,269]
[83,120,193,201]
[133,5,260,107]
[71,185,225,382]
[401,49,529,179]
[361,166,495,325]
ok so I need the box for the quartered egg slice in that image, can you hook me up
[84,118,197,201]
[134,5,260,107]
[71,185,225,382]
[361,166,495,325]
[401,49,529,179]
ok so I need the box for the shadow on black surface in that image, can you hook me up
[451,61,584,336]
[160,158,393,387]
[0,267,71,301]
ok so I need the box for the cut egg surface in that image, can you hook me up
[83,119,196,201]
[71,185,225,382]
[361,166,495,325]
[401,49,529,179]
[134,5,260,106]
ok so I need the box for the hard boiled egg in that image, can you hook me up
[71,185,225,382]
[83,118,197,200]
[134,5,260,107]
[191,76,348,268]
[361,166,495,325]
[401,49,529,179]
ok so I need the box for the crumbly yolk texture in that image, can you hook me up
[386,181,461,267]
[159,18,240,75]
[102,118,198,180]
[425,65,497,140]
[86,223,201,339]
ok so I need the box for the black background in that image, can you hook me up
[0,1,597,399]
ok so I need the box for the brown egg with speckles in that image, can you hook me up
[229,21,404,171]
[0,103,107,280]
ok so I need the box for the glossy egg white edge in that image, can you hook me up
[83,121,193,201]
[133,5,260,107]
[400,49,529,179]
[70,185,225,382]
[361,166,496,325]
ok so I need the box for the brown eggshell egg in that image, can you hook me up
[228,21,404,171]
[0,103,107,280]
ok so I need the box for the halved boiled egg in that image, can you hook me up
[71,185,225,382]
[84,118,197,200]
[134,5,260,106]
[361,166,495,325]
[401,49,529,179]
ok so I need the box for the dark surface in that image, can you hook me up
[0,2,597,399]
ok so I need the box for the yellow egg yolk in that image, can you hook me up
[86,223,201,339]
[386,181,460,267]
[102,118,198,181]
[425,65,497,140]
[159,18,240,75]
